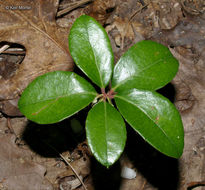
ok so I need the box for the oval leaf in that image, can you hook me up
[115,89,184,158]
[86,101,126,167]
[18,71,97,124]
[69,15,114,88]
[112,40,179,92]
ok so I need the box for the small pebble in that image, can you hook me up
[121,166,137,179]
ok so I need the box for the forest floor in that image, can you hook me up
[0,0,205,190]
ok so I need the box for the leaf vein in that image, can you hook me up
[84,23,104,87]
[21,92,96,106]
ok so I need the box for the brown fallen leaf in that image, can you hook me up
[181,0,205,15]
[106,0,183,55]
[149,0,182,30]
[106,16,135,50]
[0,134,53,190]
[86,0,116,25]
[0,0,73,115]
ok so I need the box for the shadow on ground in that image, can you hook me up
[22,107,89,157]
[157,83,176,103]
[90,158,122,190]
[125,126,180,190]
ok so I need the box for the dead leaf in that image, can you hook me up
[57,156,90,180]
[0,117,7,137]
[106,0,183,55]
[0,53,25,80]
[106,17,135,49]
[0,0,74,115]
[0,134,53,190]
[59,175,83,190]
[181,0,205,15]
[85,0,116,25]
[0,98,22,116]
[149,0,182,30]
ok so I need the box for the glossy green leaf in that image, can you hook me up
[69,15,114,88]
[115,89,184,158]
[112,40,179,92]
[86,101,126,167]
[18,71,97,124]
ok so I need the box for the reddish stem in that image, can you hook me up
[101,88,107,102]
[100,88,116,102]
[107,89,116,99]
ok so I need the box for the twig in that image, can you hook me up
[0,44,10,54]
[140,179,147,190]
[118,2,149,50]
[139,0,146,6]
[1,48,25,55]
[43,141,88,190]
[59,153,88,190]
[7,118,15,134]
[57,0,93,17]
[129,3,149,22]
[187,181,205,189]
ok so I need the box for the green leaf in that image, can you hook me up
[114,89,184,158]
[18,71,97,124]
[112,40,179,92]
[86,101,126,167]
[69,15,114,88]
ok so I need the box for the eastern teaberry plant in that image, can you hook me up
[18,15,184,167]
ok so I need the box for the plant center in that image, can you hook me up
[101,88,116,102]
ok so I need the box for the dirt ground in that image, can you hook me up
[0,0,205,190]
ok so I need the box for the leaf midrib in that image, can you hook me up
[84,21,104,88]
[21,91,97,106]
[115,95,179,155]
[103,102,108,165]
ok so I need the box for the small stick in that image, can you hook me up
[43,141,88,190]
[7,118,15,134]
[0,44,10,54]
[57,0,93,17]
[2,48,25,55]
[59,153,88,190]
[129,3,149,22]
[140,179,147,190]
[187,181,205,189]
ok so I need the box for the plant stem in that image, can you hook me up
[95,93,104,99]
[0,44,10,54]
[107,97,113,105]
[107,89,116,99]
[92,94,103,104]
[101,88,107,102]
[187,181,205,190]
